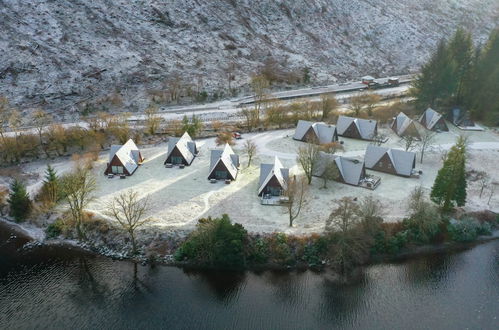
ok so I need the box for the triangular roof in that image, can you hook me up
[293,120,337,144]
[419,108,447,130]
[313,152,365,186]
[258,157,289,196]
[364,145,415,177]
[165,132,196,164]
[108,139,141,174]
[336,116,377,140]
[208,144,239,180]
[392,112,419,137]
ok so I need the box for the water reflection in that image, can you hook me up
[184,269,247,304]
[0,226,497,330]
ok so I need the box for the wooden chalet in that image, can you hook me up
[208,144,239,181]
[364,145,416,177]
[391,112,420,139]
[164,132,197,166]
[258,157,289,197]
[419,108,448,131]
[293,120,338,144]
[313,151,380,189]
[104,139,143,176]
[336,116,378,140]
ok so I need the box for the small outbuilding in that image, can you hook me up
[164,132,197,166]
[293,120,338,144]
[391,112,421,139]
[419,108,449,131]
[313,152,380,189]
[336,116,378,140]
[258,157,289,197]
[104,139,143,176]
[208,144,239,181]
[361,75,375,84]
[364,145,416,177]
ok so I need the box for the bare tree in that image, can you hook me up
[215,132,234,146]
[418,130,436,163]
[320,93,339,121]
[297,142,320,184]
[321,157,340,189]
[250,74,270,125]
[357,196,385,235]
[399,135,419,152]
[476,171,490,198]
[362,93,382,117]
[144,104,162,135]
[370,131,388,146]
[0,96,11,142]
[105,190,151,255]
[32,109,52,155]
[240,108,258,132]
[60,167,97,239]
[284,175,309,227]
[349,94,365,116]
[243,139,257,167]
[326,197,370,276]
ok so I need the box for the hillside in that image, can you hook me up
[1,0,498,117]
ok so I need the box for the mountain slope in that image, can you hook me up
[1,0,498,115]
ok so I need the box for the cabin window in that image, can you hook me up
[112,166,124,174]
[215,171,227,179]
[171,156,183,164]
[378,161,383,167]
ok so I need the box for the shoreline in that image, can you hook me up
[2,217,497,272]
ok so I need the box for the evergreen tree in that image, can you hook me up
[447,28,473,106]
[431,137,467,210]
[42,164,59,205]
[411,40,455,108]
[7,179,31,222]
[472,29,499,125]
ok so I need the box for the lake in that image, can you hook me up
[0,223,497,330]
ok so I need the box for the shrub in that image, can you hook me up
[46,219,64,238]
[7,179,32,222]
[174,215,248,269]
[247,236,269,265]
[447,218,492,242]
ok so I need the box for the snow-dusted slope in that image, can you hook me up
[1,0,498,114]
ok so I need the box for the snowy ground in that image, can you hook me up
[2,124,499,235]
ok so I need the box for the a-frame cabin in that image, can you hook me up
[208,144,239,181]
[104,139,143,176]
[164,132,197,166]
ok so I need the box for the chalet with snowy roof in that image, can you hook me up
[104,139,143,176]
[293,120,338,144]
[361,75,375,84]
[364,145,416,177]
[258,157,290,198]
[450,108,484,130]
[391,112,420,139]
[419,108,448,131]
[164,132,197,166]
[208,144,239,181]
[336,116,378,140]
[313,152,380,189]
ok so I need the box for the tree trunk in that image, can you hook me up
[130,230,137,255]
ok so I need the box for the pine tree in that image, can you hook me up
[411,40,455,108]
[7,179,31,222]
[431,137,467,211]
[447,28,473,106]
[42,164,59,205]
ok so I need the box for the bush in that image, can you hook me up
[447,218,492,242]
[46,219,64,238]
[247,236,269,265]
[174,215,248,269]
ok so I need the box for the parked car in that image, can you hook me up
[233,132,242,139]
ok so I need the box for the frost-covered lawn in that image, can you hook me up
[3,126,498,235]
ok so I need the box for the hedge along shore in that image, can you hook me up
[2,216,498,272]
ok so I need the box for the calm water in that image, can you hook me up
[0,224,498,330]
